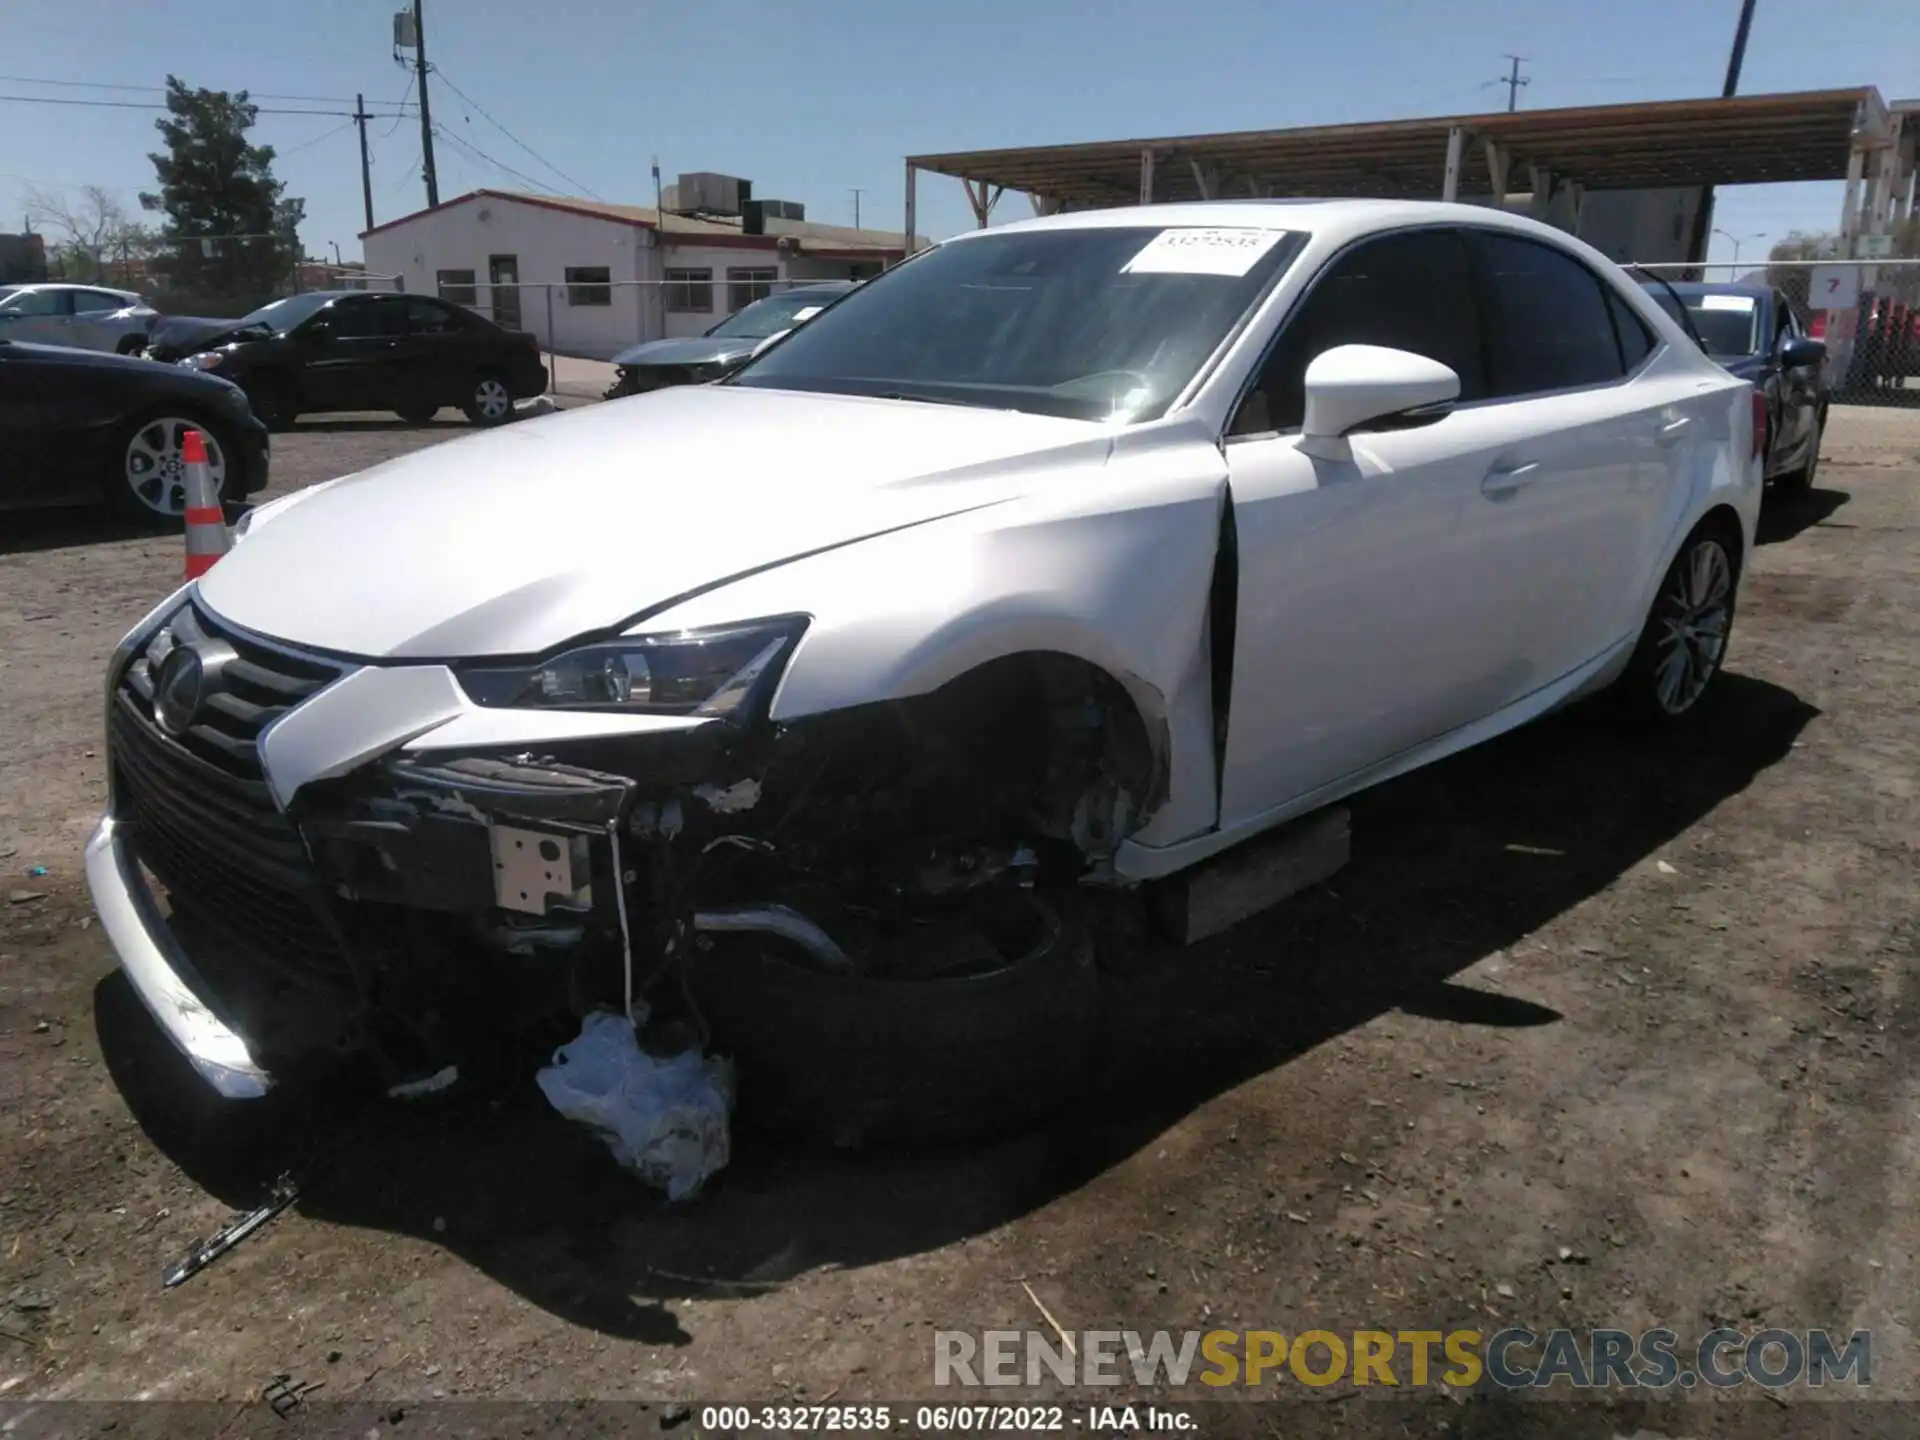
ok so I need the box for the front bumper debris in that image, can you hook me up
[84,815,272,1099]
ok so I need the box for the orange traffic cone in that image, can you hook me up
[181,429,230,579]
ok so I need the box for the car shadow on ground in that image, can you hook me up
[96,671,1816,1343]
[0,507,173,557]
[1755,485,1850,546]
[288,416,472,435]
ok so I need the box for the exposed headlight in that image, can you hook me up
[456,617,807,718]
[178,352,225,371]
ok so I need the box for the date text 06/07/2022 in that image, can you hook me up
[696,1403,1197,1433]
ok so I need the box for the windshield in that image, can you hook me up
[1647,289,1762,358]
[731,225,1304,422]
[708,290,844,340]
[235,293,339,333]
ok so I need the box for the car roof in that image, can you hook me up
[960,197,1628,256]
[1650,280,1774,299]
[6,282,141,295]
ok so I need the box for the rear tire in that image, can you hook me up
[1613,518,1740,729]
[463,371,514,426]
[115,335,146,357]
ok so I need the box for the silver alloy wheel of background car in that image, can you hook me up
[472,377,512,423]
[124,418,225,519]
[1653,536,1733,715]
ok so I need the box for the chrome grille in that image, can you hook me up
[111,601,353,985]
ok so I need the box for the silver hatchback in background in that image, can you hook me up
[0,282,161,354]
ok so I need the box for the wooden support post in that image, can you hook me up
[1140,148,1156,205]
[1529,164,1554,220]
[903,162,917,261]
[1029,192,1063,217]
[1483,139,1511,202]
[1442,126,1466,202]
[1189,159,1221,200]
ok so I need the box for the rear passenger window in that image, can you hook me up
[1605,289,1656,371]
[1233,228,1486,436]
[1469,232,1624,396]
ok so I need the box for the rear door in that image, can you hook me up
[67,290,136,351]
[1461,229,1689,685]
[403,296,476,405]
[300,295,408,412]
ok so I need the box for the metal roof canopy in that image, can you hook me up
[908,88,1890,216]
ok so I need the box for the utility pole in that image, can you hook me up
[354,93,375,233]
[850,187,864,228]
[1499,55,1530,112]
[413,0,440,208]
[1686,0,1759,267]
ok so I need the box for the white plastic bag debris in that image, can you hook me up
[511,395,559,421]
[536,1010,734,1201]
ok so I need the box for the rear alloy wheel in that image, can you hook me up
[1618,525,1737,725]
[114,415,227,528]
[464,373,513,426]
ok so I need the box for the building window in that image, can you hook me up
[727,266,777,311]
[665,267,713,313]
[436,269,478,306]
[566,265,612,306]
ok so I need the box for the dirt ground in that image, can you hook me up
[1,405,1917,1435]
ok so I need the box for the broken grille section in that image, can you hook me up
[111,602,353,985]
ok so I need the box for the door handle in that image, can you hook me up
[1480,461,1540,498]
[1655,415,1693,447]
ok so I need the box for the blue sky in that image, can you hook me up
[2,0,1913,271]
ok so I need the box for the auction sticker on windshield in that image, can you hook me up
[1699,294,1757,312]
[1122,228,1285,277]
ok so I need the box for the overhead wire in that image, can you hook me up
[429,67,603,201]
[0,93,413,119]
[430,122,566,197]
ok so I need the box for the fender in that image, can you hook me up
[637,449,1232,849]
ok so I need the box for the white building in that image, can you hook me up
[360,183,916,359]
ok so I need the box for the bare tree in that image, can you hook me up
[23,184,153,284]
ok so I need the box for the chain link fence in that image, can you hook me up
[425,275,859,363]
[1632,258,1920,407]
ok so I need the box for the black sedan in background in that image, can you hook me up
[0,338,268,526]
[147,291,548,429]
[1643,281,1830,494]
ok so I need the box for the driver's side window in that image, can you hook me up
[1231,228,1486,437]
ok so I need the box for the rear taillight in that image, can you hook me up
[1751,389,1767,461]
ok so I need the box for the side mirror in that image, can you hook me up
[1302,344,1461,441]
[1780,336,1825,371]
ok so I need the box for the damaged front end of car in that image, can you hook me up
[88,590,1162,1134]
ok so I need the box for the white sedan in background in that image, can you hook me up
[89,199,1761,1129]
[0,282,159,354]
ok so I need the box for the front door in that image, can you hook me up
[489,255,521,331]
[0,287,73,346]
[1218,227,1533,827]
[298,295,409,412]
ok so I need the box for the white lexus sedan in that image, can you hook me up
[88,200,1761,1126]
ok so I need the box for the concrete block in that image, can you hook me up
[1148,805,1351,946]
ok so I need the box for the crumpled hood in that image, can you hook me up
[146,315,250,360]
[611,334,755,368]
[198,385,1109,660]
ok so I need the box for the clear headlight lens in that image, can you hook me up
[456,617,807,718]
[179,352,225,371]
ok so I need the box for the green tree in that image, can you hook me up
[139,76,306,301]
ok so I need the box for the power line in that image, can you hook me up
[0,74,418,108]
[431,122,565,196]
[0,93,413,119]
[430,67,603,200]
[275,118,358,158]
[382,72,416,138]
